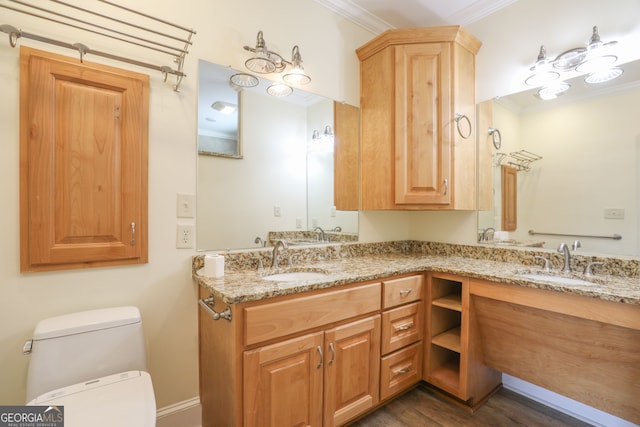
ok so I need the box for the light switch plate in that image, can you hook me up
[177,193,196,218]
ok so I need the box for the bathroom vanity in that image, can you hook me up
[194,243,640,427]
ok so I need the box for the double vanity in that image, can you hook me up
[193,241,640,427]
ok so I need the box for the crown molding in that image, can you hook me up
[311,0,395,34]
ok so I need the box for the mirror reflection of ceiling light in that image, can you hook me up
[211,101,237,114]
[526,26,623,99]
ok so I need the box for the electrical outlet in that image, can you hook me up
[604,208,624,219]
[176,224,195,248]
[274,205,281,217]
[177,193,196,218]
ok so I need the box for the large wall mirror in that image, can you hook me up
[477,60,640,256]
[197,60,359,251]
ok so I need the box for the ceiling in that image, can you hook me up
[312,0,520,34]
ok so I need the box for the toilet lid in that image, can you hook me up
[28,371,155,427]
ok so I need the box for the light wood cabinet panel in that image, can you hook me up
[244,332,324,427]
[324,315,380,427]
[380,342,423,401]
[501,165,517,231]
[381,302,423,355]
[333,101,359,211]
[244,283,381,346]
[383,275,424,309]
[20,46,148,271]
[357,26,481,210]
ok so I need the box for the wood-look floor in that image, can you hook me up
[349,384,591,427]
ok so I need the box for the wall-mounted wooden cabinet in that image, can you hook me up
[356,26,482,210]
[20,47,148,272]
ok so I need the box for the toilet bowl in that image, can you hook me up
[25,307,156,427]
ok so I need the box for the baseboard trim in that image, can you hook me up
[503,375,637,427]
[156,396,201,427]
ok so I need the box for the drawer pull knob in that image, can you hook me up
[399,289,413,296]
[395,322,414,332]
[392,365,412,375]
[316,346,323,368]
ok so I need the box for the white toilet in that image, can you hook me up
[24,306,156,427]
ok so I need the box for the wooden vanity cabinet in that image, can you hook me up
[424,272,501,408]
[356,26,481,210]
[380,275,424,400]
[200,281,384,427]
[199,274,430,427]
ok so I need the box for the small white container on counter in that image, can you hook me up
[204,254,225,278]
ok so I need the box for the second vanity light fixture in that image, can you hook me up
[242,30,311,97]
[526,26,622,100]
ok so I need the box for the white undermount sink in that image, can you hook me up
[517,273,595,287]
[262,271,329,282]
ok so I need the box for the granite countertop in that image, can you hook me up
[193,253,640,306]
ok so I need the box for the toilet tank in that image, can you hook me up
[26,306,148,403]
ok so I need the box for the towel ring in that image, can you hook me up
[488,128,502,149]
[454,113,472,139]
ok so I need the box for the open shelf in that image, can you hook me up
[431,327,461,353]
[428,354,460,393]
[432,293,462,311]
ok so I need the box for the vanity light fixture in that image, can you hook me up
[537,82,570,100]
[312,125,333,141]
[229,73,259,89]
[266,83,293,97]
[526,26,623,98]
[243,31,311,85]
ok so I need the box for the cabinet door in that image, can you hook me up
[333,101,359,211]
[20,47,148,271]
[394,43,451,205]
[244,332,324,427]
[323,315,380,427]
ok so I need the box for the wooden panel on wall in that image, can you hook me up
[333,101,359,210]
[20,46,148,271]
[501,165,517,231]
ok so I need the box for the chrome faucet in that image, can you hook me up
[314,226,326,242]
[480,227,495,242]
[557,243,572,272]
[254,236,265,247]
[271,239,288,268]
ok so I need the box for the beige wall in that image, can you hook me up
[0,0,373,407]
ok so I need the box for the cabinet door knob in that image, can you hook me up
[328,342,335,365]
[399,288,413,296]
[316,345,323,368]
[130,222,136,246]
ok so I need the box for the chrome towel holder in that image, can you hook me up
[0,0,196,91]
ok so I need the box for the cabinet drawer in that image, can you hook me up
[380,342,423,401]
[383,275,424,309]
[382,302,423,355]
[244,283,381,346]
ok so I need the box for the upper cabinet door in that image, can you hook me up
[394,43,451,205]
[20,47,149,272]
[357,26,481,211]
